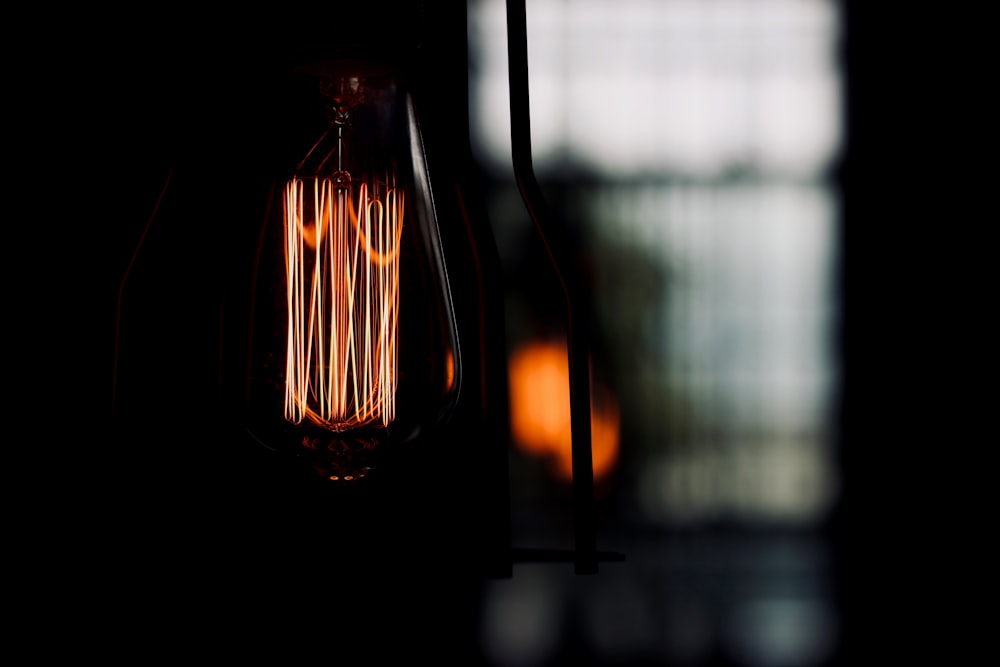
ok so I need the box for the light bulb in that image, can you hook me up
[246,59,462,481]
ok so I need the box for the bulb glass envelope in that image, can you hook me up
[246,60,462,480]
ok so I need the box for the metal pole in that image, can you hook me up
[505,0,598,574]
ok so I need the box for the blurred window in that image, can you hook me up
[469,0,841,526]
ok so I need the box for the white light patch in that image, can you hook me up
[469,0,841,178]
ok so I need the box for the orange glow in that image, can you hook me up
[508,341,620,482]
[445,348,456,393]
[283,176,403,431]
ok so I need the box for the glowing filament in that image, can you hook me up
[284,176,403,431]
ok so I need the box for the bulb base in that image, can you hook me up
[296,432,385,482]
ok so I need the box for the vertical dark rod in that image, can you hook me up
[505,0,598,574]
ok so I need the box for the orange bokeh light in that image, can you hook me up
[508,340,620,482]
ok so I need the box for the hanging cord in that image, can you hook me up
[112,167,174,418]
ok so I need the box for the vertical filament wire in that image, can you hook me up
[284,176,403,431]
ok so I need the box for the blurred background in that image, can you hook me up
[469,1,843,665]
